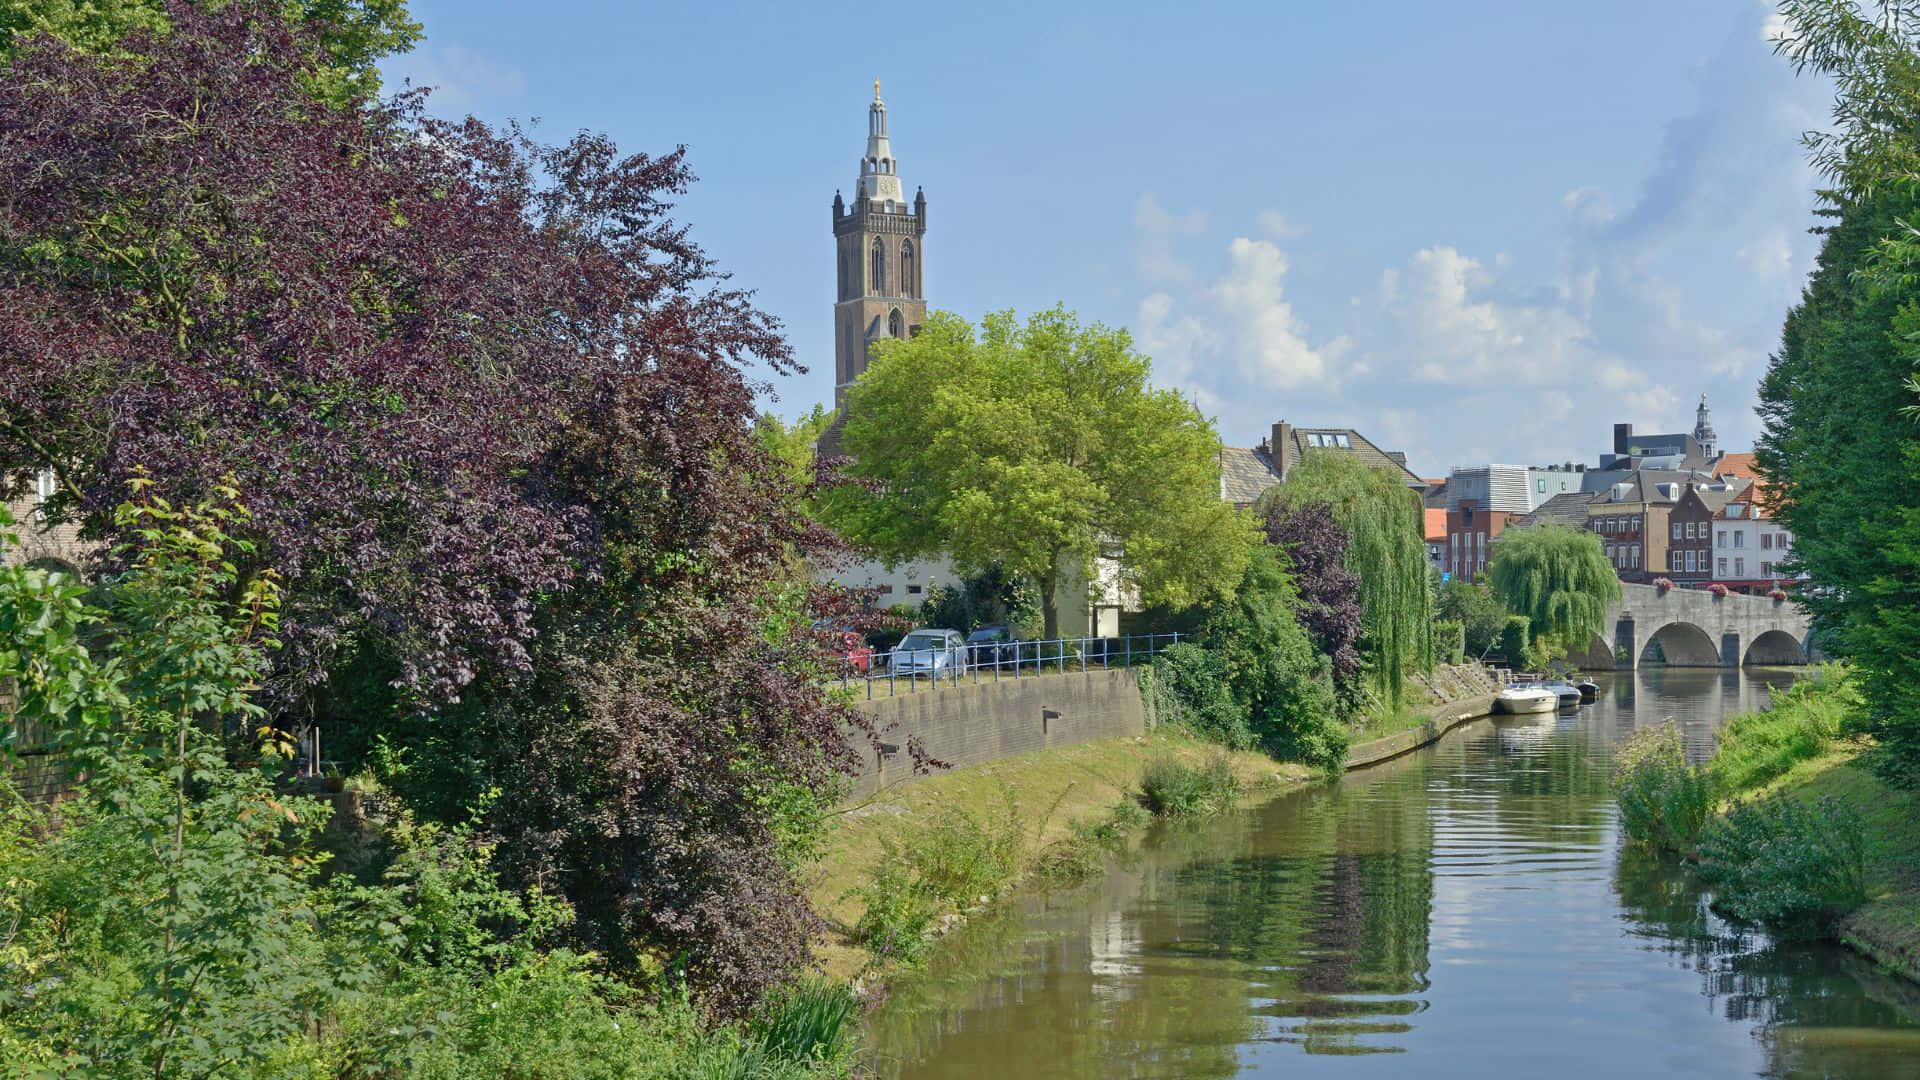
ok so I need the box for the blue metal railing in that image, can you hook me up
[841,631,1185,699]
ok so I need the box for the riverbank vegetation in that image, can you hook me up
[1485,526,1620,663]
[1610,666,1920,965]
[1758,0,1920,790]
[0,7,876,1073]
[1140,755,1241,817]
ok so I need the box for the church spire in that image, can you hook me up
[856,79,904,206]
[1693,393,1718,461]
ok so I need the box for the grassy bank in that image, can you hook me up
[1611,666,1920,981]
[808,730,1311,981]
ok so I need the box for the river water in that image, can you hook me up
[865,668,1920,1078]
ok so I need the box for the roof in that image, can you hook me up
[1424,507,1447,541]
[1713,451,1758,482]
[1219,445,1284,506]
[1272,426,1425,487]
[1588,468,1719,507]
[1681,486,1738,515]
[1512,490,1595,529]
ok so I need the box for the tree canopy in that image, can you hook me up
[0,5,856,1012]
[1759,0,1920,787]
[829,305,1251,637]
[1484,525,1620,658]
[0,0,421,104]
[1266,453,1432,706]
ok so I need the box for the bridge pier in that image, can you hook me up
[1720,631,1741,668]
[1614,615,1637,671]
[1602,584,1812,669]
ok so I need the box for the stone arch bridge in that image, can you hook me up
[1562,582,1815,670]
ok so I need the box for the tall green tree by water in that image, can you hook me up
[1485,525,1620,661]
[1761,0,1920,786]
[1265,454,1433,707]
[828,305,1251,637]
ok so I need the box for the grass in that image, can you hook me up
[807,730,1309,980]
[1140,755,1240,816]
[1709,665,1858,793]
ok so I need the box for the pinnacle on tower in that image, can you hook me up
[857,79,904,205]
[1693,393,1718,461]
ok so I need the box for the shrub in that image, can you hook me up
[1141,756,1240,817]
[749,979,860,1069]
[1652,576,1674,591]
[1709,666,1857,794]
[1708,583,1731,598]
[1144,643,1252,749]
[846,795,1024,964]
[1434,619,1466,665]
[1610,724,1713,852]
[1696,794,1868,936]
[1033,798,1152,887]
[1497,614,1539,670]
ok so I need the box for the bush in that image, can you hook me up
[1434,619,1466,665]
[1033,799,1152,887]
[1696,794,1868,937]
[1710,666,1858,794]
[1144,643,1252,749]
[846,795,1024,964]
[1497,614,1539,670]
[1141,756,1240,817]
[1610,724,1713,853]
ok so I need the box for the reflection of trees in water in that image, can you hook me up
[1611,842,1920,1057]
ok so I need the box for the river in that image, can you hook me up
[864,668,1920,1078]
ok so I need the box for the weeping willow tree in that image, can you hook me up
[1269,453,1433,707]
[1485,525,1621,658]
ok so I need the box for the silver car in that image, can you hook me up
[890,628,965,678]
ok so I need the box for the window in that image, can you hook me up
[1673,522,1683,540]
[1630,544,1640,568]
[888,308,905,338]
[906,584,922,595]
[1734,557,1744,576]
[1734,531,1744,548]
[1762,561,1773,578]
[870,238,886,295]
[1761,532,1773,550]
[901,239,916,297]
[1685,550,1697,573]
[1537,479,1547,493]
[1716,530,1727,548]
[1717,557,1728,577]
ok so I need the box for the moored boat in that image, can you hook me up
[1495,685,1557,714]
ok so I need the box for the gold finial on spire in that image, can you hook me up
[874,79,881,100]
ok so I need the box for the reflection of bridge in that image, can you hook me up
[1562,583,1815,669]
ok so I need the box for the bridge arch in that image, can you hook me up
[1744,629,1806,666]
[1640,621,1721,666]
[1563,631,1617,671]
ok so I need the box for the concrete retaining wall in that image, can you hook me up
[1345,693,1498,769]
[848,668,1146,798]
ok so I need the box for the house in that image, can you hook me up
[1217,419,1424,509]
[2,468,90,576]
[1424,507,1447,574]
[1667,483,1738,586]
[1511,490,1596,530]
[1583,469,1705,583]
[1712,484,1801,593]
[1443,499,1517,584]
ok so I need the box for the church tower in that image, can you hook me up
[832,81,927,408]
[1693,393,1718,462]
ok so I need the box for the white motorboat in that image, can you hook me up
[1495,685,1558,714]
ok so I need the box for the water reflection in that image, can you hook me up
[868,668,1920,1078]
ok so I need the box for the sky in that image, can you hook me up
[381,1,1832,479]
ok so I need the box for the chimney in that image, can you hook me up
[1271,421,1293,478]
[1613,423,1633,457]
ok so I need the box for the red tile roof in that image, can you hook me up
[1424,507,1447,542]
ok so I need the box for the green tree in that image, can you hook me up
[0,0,421,104]
[829,306,1252,637]
[1269,453,1433,706]
[1198,544,1346,769]
[754,403,835,486]
[1435,579,1509,660]
[1484,525,1620,660]
[1760,0,1920,785]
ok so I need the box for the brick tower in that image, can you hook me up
[831,81,927,409]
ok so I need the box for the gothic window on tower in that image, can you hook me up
[871,238,886,295]
[901,240,915,297]
[889,308,904,338]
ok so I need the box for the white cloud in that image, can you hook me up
[1735,230,1793,277]
[1131,194,1208,285]
[387,46,526,109]
[1212,237,1344,389]
[1256,210,1304,239]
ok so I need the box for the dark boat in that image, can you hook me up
[1574,679,1600,702]
[1537,680,1583,708]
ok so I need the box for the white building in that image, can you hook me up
[1712,494,1801,592]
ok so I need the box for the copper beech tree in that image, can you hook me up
[0,4,862,1013]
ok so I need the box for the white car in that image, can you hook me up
[890,628,965,678]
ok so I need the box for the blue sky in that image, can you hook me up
[382,1,1828,477]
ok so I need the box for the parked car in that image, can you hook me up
[965,624,1022,670]
[811,618,875,675]
[890,628,966,678]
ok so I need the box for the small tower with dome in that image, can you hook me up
[1693,393,1718,462]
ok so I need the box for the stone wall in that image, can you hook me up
[847,668,1147,798]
